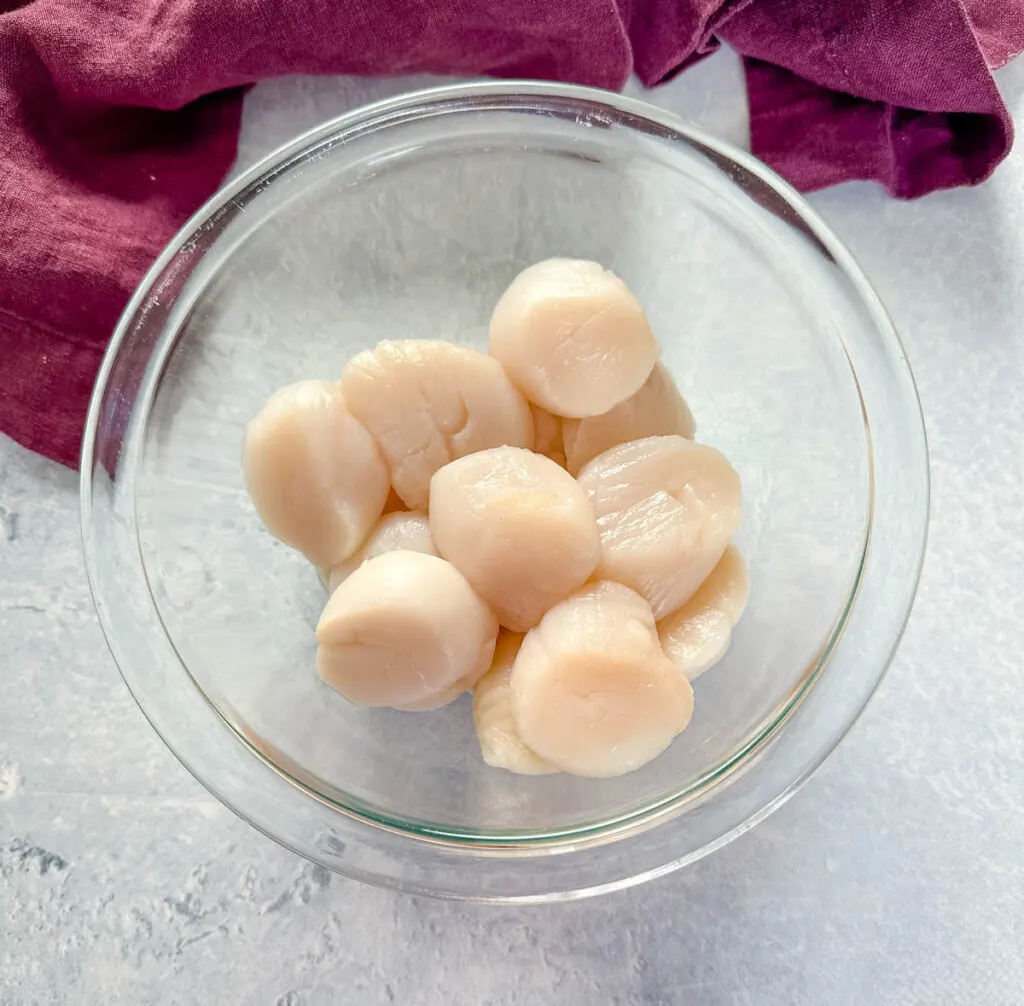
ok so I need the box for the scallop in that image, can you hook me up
[242,380,389,569]
[340,340,533,511]
[325,511,437,592]
[562,363,696,475]
[658,546,750,680]
[488,259,659,418]
[396,669,480,712]
[511,581,693,778]
[429,446,601,631]
[472,632,558,775]
[531,404,566,467]
[577,435,742,620]
[316,488,406,582]
[316,550,498,711]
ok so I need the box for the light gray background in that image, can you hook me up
[2,50,1022,1005]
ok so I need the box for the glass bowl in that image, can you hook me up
[81,81,928,902]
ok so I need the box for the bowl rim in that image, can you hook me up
[80,79,929,902]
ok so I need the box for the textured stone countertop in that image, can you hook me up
[3,51,1023,1005]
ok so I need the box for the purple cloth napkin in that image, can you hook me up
[1,0,1021,467]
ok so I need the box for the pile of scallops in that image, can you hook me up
[243,260,748,779]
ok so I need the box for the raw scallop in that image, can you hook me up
[341,340,533,511]
[530,404,566,468]
[562,363,696,475]
[325,511,438,592]
[577,435,742,620]
[472,632,558,775]
[316,550,497,711]
[429,446,600,631]
[658,546,750,680]
[243,380,389,569]
[488,259,659,418]
[511,581,693,777]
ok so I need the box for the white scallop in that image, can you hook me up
[658,546,750,680]
[562,362,696,475]
[472,632,558,775]
[326,511,437,592]
[242,380,389,569]
[429,446,600,632]
[511,581,694,778]
[488,259,659,418]
[316,550,498,711]
[340,340,533,511]
[577,435,742,620]
[531,404,566,468]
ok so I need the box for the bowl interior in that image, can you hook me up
[129,100,870,839]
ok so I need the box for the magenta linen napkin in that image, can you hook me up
[1,0,1021,467]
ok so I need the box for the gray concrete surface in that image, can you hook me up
[2,51,1023,1005]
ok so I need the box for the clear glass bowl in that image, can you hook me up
[81,81,928,902]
